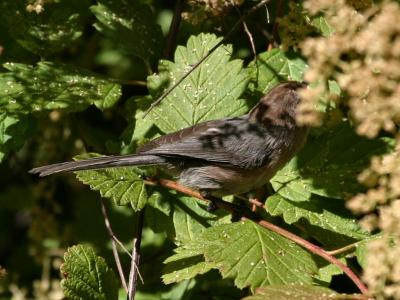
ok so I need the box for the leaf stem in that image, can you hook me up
[144,178,370,296]
[327,241,360,256]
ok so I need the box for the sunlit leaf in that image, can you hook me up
[0,62,121,114]
[248,49,307,94]
[162,242,216,284]
[242,284,360,300]
[147,33,250,133]
[198,221,318,290]
[61,244,118,300]
[74,154,147,210]
[266,194,369,240]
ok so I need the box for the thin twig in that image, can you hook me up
[100,199,128,293]
[99,199,132,258]
[268,0,283,50]
[233,4,259,85]
[143,0,272,117]
[163,0,183,60]
[127,209,145,300]
[243,19,258,59]
[144,178,369,296]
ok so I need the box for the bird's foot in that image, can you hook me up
[200,190,218,212]
[206,201,218,212]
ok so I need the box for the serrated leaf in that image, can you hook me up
[248,49,307,94]
[316,259,344,284]
[0,113,36,162]
[74,154,147,211]
[120,96,162,154]
[147,33,250,133]
[271,122,395,201]
[146,192,223,243]
[91,0,163,61]
[0,0,85,56]
[198,221,318,290]
[0,62,121,114]
[60,244,118,300]
[242,284,361,300]
[355,234,385,268]
[162,242,216,284]
[266,194,369,241]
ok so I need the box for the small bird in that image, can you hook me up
[30,81,308,198]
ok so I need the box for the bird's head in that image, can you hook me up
[248,81,307,128]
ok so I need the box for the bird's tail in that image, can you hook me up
[29,154,167,177]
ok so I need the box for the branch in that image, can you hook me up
[234,5,257,60]
[127,209,145,300]
[163,0,183,60]
[233,4,259,87]
[143,0,272,117]
[144,178,369,296]
[100,199,128,293]
[268,0,283,50]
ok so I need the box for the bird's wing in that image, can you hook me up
[138,116,278,168]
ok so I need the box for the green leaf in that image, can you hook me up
[119,96,162,154]
[248,49,307,94]
[147,33,250,133]
[311,16,335,37]
[161,280,197,300]
[315,259,344,284]
[91,0,164,61]
[0,62,121,114]
[0,113,36,162]
[271,122,395,201]
[162,242,216,284]
[146,191,223,243]
[198,221,318,290]
[74,154,147,211]
[60,244,118,300]
[0,0,85,56]
[355,234,385,268]
[266,194,369,241]
[242,284,357,300]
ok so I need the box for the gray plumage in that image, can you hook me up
[30,81,308,197]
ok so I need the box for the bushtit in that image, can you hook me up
[30,81,308,198]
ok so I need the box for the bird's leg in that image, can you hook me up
[249,187,268,212]
[200,190,218,212]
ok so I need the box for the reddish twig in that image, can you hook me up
[144,178,369,296]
